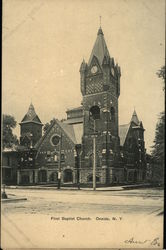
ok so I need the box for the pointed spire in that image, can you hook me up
[20,103,42,124]
[88,27,110,66]
[97,27,104,35]
[80,58,87,72]
[27,103,36,119]
[131,109,139,125]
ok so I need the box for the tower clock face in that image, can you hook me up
[91,65,98,74]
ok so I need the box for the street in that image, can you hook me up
[1,188,164,248]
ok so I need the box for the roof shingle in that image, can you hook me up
[88,27,110,66]
[21,103,42,125]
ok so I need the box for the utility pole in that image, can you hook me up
[57,133,62,190]
[89,106,100,191]
[138,138,142,181]
[93,119,96,191]
[78,152,81,190]
[103,108,110,185]
[106,110,110,185]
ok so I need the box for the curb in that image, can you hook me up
[3,183,156,191]
[2,197,27,203]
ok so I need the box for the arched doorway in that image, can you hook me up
[38,170,47,182]
[49,172,58,182]
[21,175,30,185]
[63,169,73,183]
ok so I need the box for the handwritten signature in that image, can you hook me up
[124,237,160,246]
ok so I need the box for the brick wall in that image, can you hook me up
[36,121,77,184]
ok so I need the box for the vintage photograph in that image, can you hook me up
[1,0,165,248]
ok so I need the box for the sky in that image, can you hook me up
[2,0,165,153]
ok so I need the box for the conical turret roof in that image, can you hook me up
[88,27,110,66]
[131,110,139,125]
[20,103,42,124]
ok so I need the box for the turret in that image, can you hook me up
[19,103,43,147]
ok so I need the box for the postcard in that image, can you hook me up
[1,0,165,249]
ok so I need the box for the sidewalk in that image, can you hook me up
[3,183,152,191]
[1,193,27,203]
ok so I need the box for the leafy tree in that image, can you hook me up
[151,66,165,183]
[2,114,19,149]
[151,111,165,163]
[156,65,165,90]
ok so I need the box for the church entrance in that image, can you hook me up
[38,170,47,183]
[49,172,58,182]
[21,174,30,185]
[63,169,73,183]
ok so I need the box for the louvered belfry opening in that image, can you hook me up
[89,105,100,120]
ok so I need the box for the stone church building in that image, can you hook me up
[2,27,147,186]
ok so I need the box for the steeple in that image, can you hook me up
[20,103,42,125]
[88,27,110,66]
[20,103,43,147]
[131,110,139,125]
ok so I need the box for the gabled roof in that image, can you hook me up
[88,27,110,66]
[119,110,145,146]
[56,120,77,145]
[20,103,42,125]
[57,120,83,144]
[35,118,79,153]
[119,123,130,146]
[72,123,83,144]
[35,120,55,150]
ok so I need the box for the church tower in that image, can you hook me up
[80,27,121,185]
[19,103,43,147]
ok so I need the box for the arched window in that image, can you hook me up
[38,170,47,182]
[63,169,73,183]
[110,107,115,122]
[49,172,58,182]
[88,153,101,168]
[54,154,58,161]
[89,105,100,120]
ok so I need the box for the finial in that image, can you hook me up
[99,15,102,27]
[30,97,34,107]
